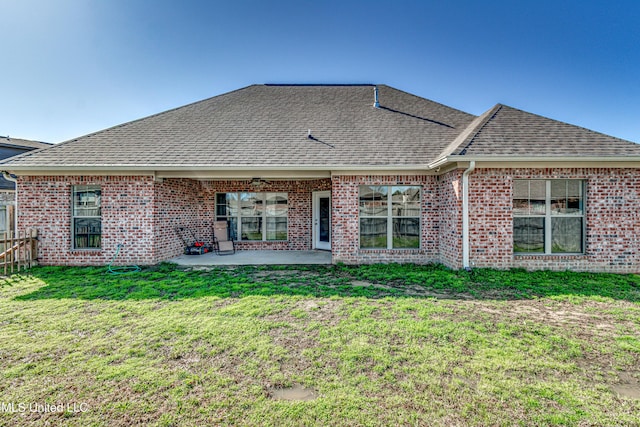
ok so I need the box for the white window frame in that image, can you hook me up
[72,185,102,250]
[216,192,288,242]
[513,179,585,255]
[359,185,421,249]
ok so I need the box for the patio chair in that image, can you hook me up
[213,221,236,255]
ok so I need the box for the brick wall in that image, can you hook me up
[331,175,439,265]
[437,170,463,269]
[18,176,156,266]
[154,178,211,262]
[469,168,640,273]
[18,176,332,265]
[200,179,331,251]
[467,169,513,269]
[18,170,640,272]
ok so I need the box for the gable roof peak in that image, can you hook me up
[449,102,640,158]
[432,104,503,162]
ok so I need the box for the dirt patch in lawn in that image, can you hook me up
[268,385,317,401]
[612,384,640,399]
[612,371,640,400]
[350,280,473,299]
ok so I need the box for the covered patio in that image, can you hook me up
[169,250,332,266]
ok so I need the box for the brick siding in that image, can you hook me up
[155,178,212,262]
[18,176,156,266]
[469,168,640,273]
[199,179,331,252]
[437,170,464,269]
[16,169,640,272]
[18,176,330,265]
[331,175,439,265]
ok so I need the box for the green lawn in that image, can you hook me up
[1,264,639,426]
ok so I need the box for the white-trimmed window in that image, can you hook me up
[72,185,102,249]
[513,180,585,254]
[0,205,14,234]
[216,192,288,241]
[0,191,15,235]
[359,185,421,249]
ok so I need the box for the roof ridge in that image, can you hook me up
[457,104,503,155]
[431,104,502,163]
[264,83,375,87]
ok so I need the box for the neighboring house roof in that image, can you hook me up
[2,84,639,173]
[0,137,51,190]
[0,136,51,151]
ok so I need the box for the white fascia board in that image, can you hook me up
[2,164,432,176]
[429,156,640,169]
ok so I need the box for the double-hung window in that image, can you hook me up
[513,180,584,254]
[216,192,288,241]
[72,185,102,249]
[359,185,421,249]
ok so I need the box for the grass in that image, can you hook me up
[1,263,639,426]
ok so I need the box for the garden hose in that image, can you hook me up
[107,243,141,275]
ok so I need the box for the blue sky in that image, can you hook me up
[2,0,639,143]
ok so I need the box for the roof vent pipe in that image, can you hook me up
[373,86,380,108]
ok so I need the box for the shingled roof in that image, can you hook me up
[0,136,50,151]
[2,84,638,172]
[0,84,474,170]
[438,104,640,159]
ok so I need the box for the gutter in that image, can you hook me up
[0,163,434,173]
[431,155,640,166]
[461,161,475,270]
[2,172,18,233]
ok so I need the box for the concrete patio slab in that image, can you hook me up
[169,250,332,266]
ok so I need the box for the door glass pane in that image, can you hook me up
[359,186,387,216]
[513,217,544,253]
[360,218,387,248]
[391,186,420,216]
[393,218,419,248]
[552,217,583,253]
[319,197,330,242]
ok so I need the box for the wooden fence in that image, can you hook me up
[0,229,38,275]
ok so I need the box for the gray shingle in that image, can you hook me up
[450,105,640,157]
[1,85,474,169]
[3,86,638,171]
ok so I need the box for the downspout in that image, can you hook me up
[2,172,18,233]
[461,161,475,270]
